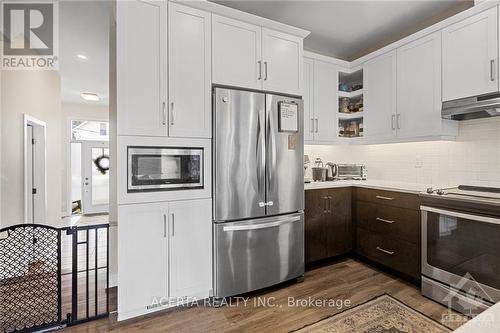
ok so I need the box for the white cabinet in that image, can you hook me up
[169,199,212,298]
[168,3,212,138]
[313,60,338,142]
[212,15,262,90]
[303,58,338,143]
[442,7,498,101]
[118,198,212,320]
[212,15,303,96]
[118,1,211,139]
[118,202,168,319]
[117,0,167,136]
[262,28,303,96]
[397,32,442,138]
[364,50,397,140]
[303,58,314,142]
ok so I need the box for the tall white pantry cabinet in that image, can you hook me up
[116,0,212,321]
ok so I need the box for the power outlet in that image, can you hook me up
[415,156,423,168]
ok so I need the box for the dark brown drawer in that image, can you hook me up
[356,228,420,279]
[357,201,421,244]
[356,188,420,210]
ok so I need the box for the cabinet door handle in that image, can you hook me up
[315,119,319,133]
[162,102,167,125]
[310,118,314,133]
[396,114,401,130]
[376,195,394,201]
[163,214,167,238]
[171,213,175,237]
[328,196,332,213]
[376,217,395,224]
[264,61,268,81]
[391,115,396,130]
[376,246,395,255]
[258,60,262,80]
[170,102,174,126]
[323,197,327,213]
[491,59,495,81]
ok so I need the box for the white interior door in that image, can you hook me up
[26,125,34,223]
[82,141,109,214]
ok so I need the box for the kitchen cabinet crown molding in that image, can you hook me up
[170,0,310,38]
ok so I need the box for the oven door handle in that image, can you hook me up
[421,205,500,225]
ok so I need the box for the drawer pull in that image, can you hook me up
[376,246,395,255]
[376,195,394,201]
[376,217,395,224]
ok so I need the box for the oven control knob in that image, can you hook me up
[437,189,445,195]
[426,188,433,194]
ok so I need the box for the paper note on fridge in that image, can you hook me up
[278,102,298,132]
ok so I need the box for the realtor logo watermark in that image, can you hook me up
[1,1,59,69]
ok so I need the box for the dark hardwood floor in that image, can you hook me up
[62,258,467,332]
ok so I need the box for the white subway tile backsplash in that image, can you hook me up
[305,118,500,187]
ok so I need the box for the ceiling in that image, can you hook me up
[212,0,474,60]
[59,1,110,105]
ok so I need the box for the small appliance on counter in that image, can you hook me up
[311,158,327,182]
[331,163,367,180]
[304,155,311,183]
[326,162,336,181]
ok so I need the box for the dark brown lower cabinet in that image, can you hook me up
[305,187,352,264]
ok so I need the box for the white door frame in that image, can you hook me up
[23,114,47,224]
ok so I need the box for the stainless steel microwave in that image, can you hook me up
[127,147,203,192]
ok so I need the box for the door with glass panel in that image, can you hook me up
[82,141,109,214]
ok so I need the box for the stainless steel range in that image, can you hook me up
[421,185,500,316]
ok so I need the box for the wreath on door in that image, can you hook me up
[94,154,110,175]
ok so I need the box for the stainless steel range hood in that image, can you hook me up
[442,92,500,120]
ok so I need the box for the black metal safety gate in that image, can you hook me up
[0,223,109,333]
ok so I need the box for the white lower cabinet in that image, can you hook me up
[118,202,168,320]
[117,198,212,320]
[169,199,212,298]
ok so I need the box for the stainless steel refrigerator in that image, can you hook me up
[213,87,304,298]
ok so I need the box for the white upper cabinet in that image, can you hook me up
[303,58,314,142]
[212,15,262,90]
[212,15,304,96]
[364,50,397,140]
[262,28,303,96]
[118,202,168,319]
[313,60,338,142]
[169,199,212,299]
[168,3,212,138]
[117,0,167,136]
[397,32,442,138]
[442,7,498,101]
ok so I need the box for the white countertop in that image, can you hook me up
[453,302,500,333]
[304,179,447,194]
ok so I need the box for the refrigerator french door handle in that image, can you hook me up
[266,104,277,195]
[256,109,264,194]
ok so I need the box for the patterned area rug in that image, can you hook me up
[295,294,452,333]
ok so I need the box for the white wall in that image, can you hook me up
[305,118,500,188]
[61,102,109,216]
[1,70,62,228]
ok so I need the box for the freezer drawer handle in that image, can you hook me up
[223,216,301,231]
[258,201,274,207]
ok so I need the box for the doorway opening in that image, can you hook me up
[69,120,110,216]
[24,114,47,224]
